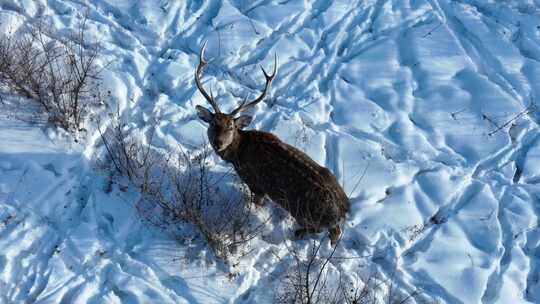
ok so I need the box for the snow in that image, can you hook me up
[2,0,540,303]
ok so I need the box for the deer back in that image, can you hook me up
[230,130,349,228]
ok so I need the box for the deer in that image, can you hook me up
[194,42,350,245]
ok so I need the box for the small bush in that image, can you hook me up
[0,15,103,132]
[275,239,432,304]
[275,240,342,304]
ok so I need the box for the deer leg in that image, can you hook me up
[252,193,266,206]
[294,227,323,239]
[328,226,341,246]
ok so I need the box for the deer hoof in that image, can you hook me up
[253,194,266,206]
[294,227,323,240]
[329,226,341,246]
[294,228,308,239]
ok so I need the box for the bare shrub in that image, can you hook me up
[340,271,427,304]
[0,15,103,132]
[98,114,159,184]
[98,114,267,259]
[275,239,432,304]
[275,239,342,304]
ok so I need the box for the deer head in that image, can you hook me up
[195,42,277,152]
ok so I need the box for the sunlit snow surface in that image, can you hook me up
[1,0,540,303]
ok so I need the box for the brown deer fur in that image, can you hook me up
[194,43,350,245]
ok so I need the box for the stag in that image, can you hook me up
[194,43,349,245]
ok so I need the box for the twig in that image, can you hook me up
[349,161,371,197]
[97,123,123,175]
[450,108,467,120]
[486,103,536,136]
[482,113,499,129]
[422,22,443,38]
[309,236,342,301]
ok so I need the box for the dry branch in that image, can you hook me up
[0,15,104,133]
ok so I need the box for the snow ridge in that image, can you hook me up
[1,0,540,303]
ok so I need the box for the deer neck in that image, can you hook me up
[216,130,243,163]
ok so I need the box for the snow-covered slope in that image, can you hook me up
[1,0,540,303]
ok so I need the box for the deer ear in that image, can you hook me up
[235,115,252,129]
[196,105,214,123]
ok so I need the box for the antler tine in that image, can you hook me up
[230,53,277,116]
[195,41,220,113]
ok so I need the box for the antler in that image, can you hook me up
[195,41,221,113]
[230,53,277,116]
